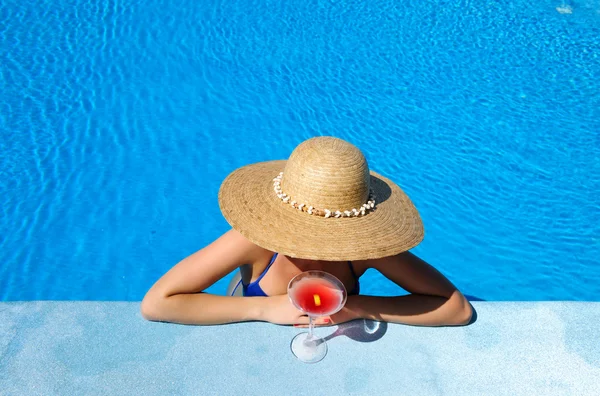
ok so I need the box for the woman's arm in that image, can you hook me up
[140,230,270,325]
[333,252,472,326]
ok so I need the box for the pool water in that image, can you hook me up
[1,0,599,301]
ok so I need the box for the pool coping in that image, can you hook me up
[1,301,599,395]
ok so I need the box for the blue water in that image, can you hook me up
[1,0,599,301]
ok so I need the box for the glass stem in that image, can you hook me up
[307,316,314,340]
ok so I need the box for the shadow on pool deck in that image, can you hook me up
[464,296,483,326]
[465,295,486,302]
[324,319,388,343]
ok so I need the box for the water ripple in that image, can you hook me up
[0,0,599,300]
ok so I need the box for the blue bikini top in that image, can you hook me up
[242,253,360,297]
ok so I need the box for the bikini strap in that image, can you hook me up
[348,260,358,280]
[254,253,278,283]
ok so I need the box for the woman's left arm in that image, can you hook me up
[330,252,473,327]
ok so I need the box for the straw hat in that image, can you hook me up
[218,136,424,261]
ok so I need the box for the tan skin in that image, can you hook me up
[141,229,473,327]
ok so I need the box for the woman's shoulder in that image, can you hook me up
[354,252,409,273]
[211,229,274,265]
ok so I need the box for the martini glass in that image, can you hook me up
[287,271,348,363]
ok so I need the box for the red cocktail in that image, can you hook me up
[288,271,347,363]
[289,277,344,316]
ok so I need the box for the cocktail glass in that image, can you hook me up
[287,270,348,363]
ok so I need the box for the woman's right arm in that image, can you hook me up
[140,229,271,325]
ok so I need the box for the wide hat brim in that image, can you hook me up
[218,160,424,261]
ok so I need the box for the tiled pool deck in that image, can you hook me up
[1,301,599,395]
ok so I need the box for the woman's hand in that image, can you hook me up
[293,304,361,328]
[260,295,312,325]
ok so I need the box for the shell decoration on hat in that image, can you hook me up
[273,172,376,218]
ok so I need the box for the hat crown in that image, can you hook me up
[282,137,370,211]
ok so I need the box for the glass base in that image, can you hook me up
[290,332,328,363]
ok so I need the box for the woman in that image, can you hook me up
[141,136,472,327]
